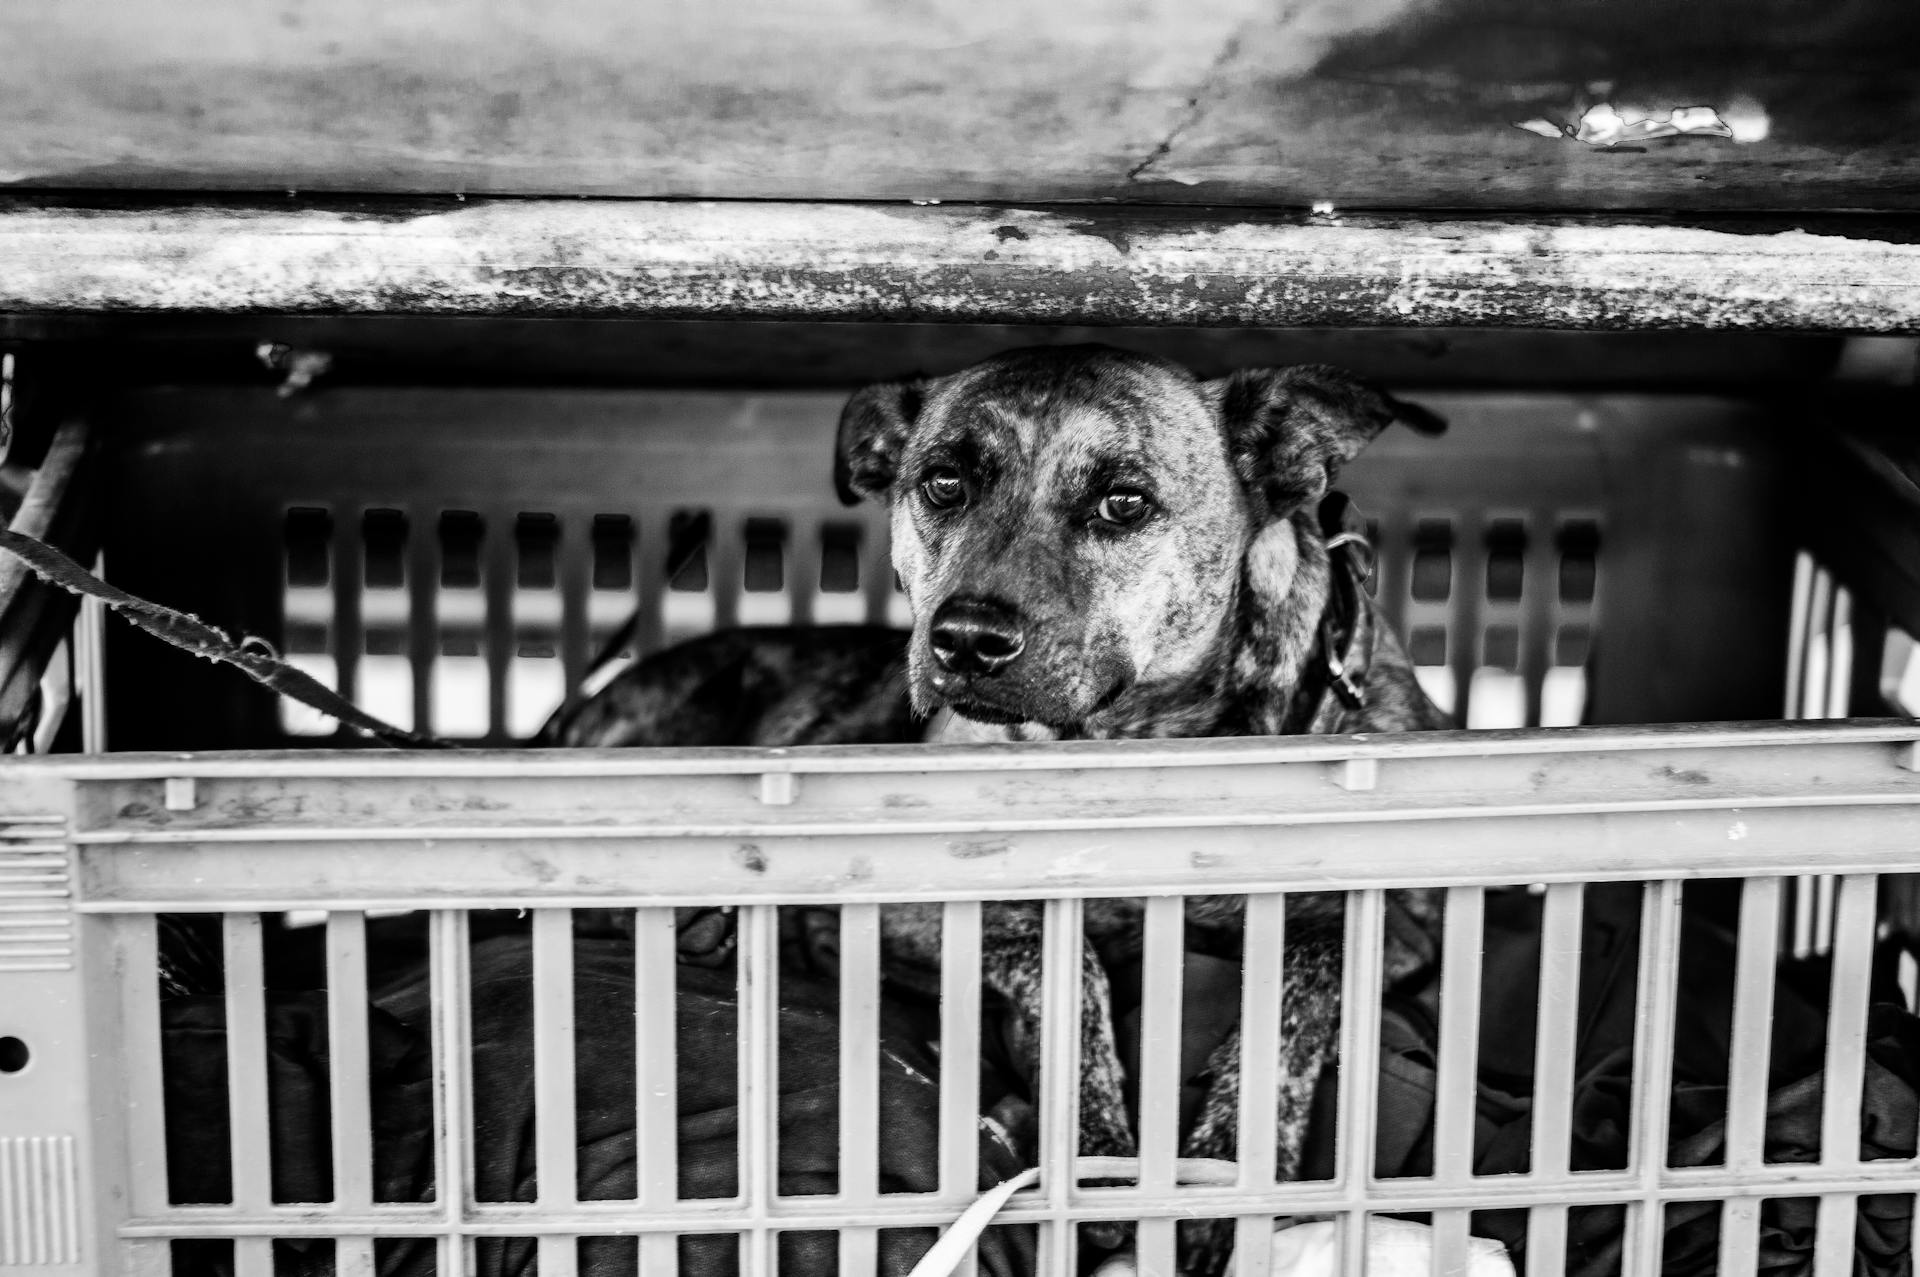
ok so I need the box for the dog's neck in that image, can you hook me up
[926,512,1335,744]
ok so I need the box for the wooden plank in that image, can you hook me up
[3,200,1920,332]
[2,0,1918,211]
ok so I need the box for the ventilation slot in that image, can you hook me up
[358,510,413,733]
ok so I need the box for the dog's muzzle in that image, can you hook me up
[928,596,1026,678]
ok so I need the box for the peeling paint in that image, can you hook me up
[1,198,1917,333]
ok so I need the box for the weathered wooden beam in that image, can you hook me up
[4,199,1919,332]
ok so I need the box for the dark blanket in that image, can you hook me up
[1331,883,1919,1277]
[162,934,1035,1277]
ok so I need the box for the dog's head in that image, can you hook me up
[836,345,1442,732]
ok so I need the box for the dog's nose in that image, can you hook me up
[929,598,1026,676]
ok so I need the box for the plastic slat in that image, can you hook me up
[1232,1214,1276,1277]
[1717,1196,1762,1275]
[532,910,579,1207]
[326,912,375,1212]
[634,907,680,1211]
[234,1235,273,1277]
[1626,881,1682,1277]
[1233,890,1286,1277]
[222,914,273,1213]
[119,915,169,1215]
[1136,896,1185,1195]
[1038,897,1084,1277]
[1337,891,1387,1277]
[1530,884,1584,1179]
[430,910,475,1277]
[840,1226,878,1277]
[1432,886,1486,1186]
[1812,1193,1859,1277]
[1430,1208,1471,1277]
[1820,875,1878,1170]
[1784,551,1814,717]
[1522,1205,1566,1277]
[1134,902,1180,1277]
[1135,1217,1176,1274]
[839,902,882,1210]
[336,1236,376,1276]
[938,901,983,1200]
[740,904,780,1277]
[533,909,580,1277]
[1726,877,1784,1172]
[120,1239,171,1276]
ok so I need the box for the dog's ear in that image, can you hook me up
[834,379,928,506]
[1209,365,1445,518]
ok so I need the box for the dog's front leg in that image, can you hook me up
[1176,936,1343,1276]
[979,903,1139,1162]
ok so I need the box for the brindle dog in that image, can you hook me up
[550,345,1451,1273]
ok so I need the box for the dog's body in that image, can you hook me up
[551,346,1451,1272]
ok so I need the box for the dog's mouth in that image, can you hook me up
[936,677,1132,730]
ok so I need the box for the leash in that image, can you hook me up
[0,526,452,749]
[1295,491,1379,734]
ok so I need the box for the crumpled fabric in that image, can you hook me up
[163,935,1035,1277]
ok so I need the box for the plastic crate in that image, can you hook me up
[2,375,1919,1277]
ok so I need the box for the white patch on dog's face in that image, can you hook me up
[884,349,1256,729]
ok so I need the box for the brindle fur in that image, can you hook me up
[551,345,1451,1275]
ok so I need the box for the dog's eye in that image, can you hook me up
[1096,489,1152,527]
[920,468,967,509]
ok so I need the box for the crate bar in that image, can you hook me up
[1431,886,1485,1187]
[337,1235,376,1275]
[10,200,1920,332]
[1809,874,1879,1277]
[325,913,375,1211]
[532,909,580,1277]
[1820,875,1877,1165]
[1718,876,1785,1277]
[108,1155,1920,1237]
[119,915,170,1216]
[1530,885,1584,1181]
[1038,897,1085,1276]
[1132,895,1186,1275]
[429,910,475,1277]
[937,901,983,1207]
[739,903,780,1277]
[75,805,1920,914]
[235,1235,273,1276]
[221,914,273,1213]
[1726,877,1784,1172]
[837,902,881,1277]
[1525,1208,1568,1277]
[633,905,680,1276]
[1431,1209,1472,1277]
[1624,881,1683,1277]
[1337,890,1387,1277]
[1231,892,1286,1277]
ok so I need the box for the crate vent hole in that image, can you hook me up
[1557,519,1601,604]
[590,514,635,591]
[280,508,339,736]
[664,509,717,642]
[358,509,414,732]
[1410,518,1453,602]
[1485,518,1527,602]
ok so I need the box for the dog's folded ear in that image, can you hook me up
[834,379,928,506]
[1209,365,1445,518]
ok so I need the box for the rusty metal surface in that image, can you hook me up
[3,0,1918,210]
[2,198,1918,332]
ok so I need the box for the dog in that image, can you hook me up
[549,345,1451,1272]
